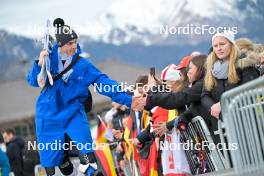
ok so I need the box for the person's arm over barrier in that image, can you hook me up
[145,79,203,110]
[201,85,216,113]
[177,109,193,124]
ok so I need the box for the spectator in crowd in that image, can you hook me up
[104,102,129,132]
[104,102,119,129]
[2,128,25,176]
[131,64,189,175]
[142,55,193,110]
[112,104,130,132]
[202,31,259,144]
[149,55,209,135]
[235,38,260,70]
[151,63,189,136]
[133,55,208,134]
[254,44,264,56]
[115,75,149,175]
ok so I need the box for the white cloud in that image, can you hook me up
[0,0,113,37]
[0,0,247,41]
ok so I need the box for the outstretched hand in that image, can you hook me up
[131,96,146,112]
[153,122,168,136]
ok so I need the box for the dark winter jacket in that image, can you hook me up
[145,78,211,128]
[201,56,260,114]
[200,54,259,144]
[145,80,202,110]
[6,137,25,176]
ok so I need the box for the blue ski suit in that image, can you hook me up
[27,44,132,167]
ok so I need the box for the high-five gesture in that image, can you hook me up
[131,96,146,112]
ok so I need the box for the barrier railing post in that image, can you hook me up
[221,77,264,175]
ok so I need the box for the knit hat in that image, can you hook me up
[191,51,201,57]
[53,18,78,47]
[176,56,192,70]
[161,64,181,81]
[212,30,235,45]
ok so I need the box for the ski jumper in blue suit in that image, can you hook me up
[27,44,132,167]
[0,149,10,176]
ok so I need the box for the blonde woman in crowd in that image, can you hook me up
[202,31,259,144]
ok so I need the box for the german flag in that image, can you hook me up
[141,110,150,130]
[149,141,158,176]
[131,111,139,161]
[123,113,134,160]
[123,110,139,160]
[95,117,117,176]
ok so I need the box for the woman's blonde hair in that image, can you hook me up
[236,38,254,51]
[259,51,264,58]
[204,43,240,91]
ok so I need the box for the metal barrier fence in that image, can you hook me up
[180,116,227,175]
[221,77,264,175]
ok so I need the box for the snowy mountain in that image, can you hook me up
[82,0,264,45]
[0,30,41,82]
[0,0,263,81]
[0,30,210,82]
